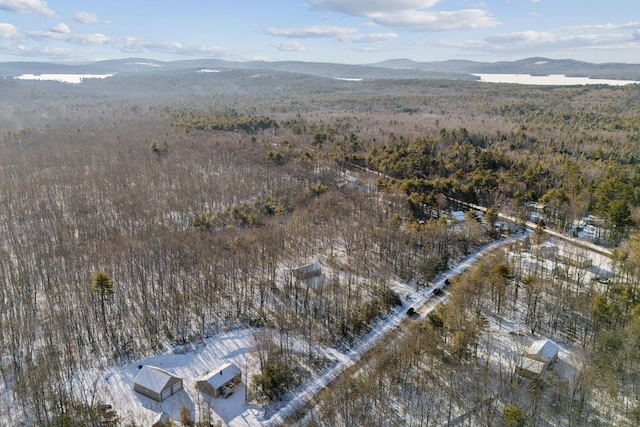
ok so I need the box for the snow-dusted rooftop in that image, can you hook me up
[451,211,466,222]
[292,261,322,280]
[527,339,559,363]
[197,362,241,390]
[520,357,547,375]
[133,366,180,393]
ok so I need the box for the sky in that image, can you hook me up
[0,0,639,64]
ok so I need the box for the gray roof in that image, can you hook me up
[528,339,559,363]
[520,357,547,375]
[134,366,179,393]
[292,262,322,278]
[197,363,241,389]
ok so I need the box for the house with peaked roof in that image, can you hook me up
[516,339,559,379]
[195,362,242,398]
[292,262,322,280]
[527,339,559,365]
[133,365,183,402]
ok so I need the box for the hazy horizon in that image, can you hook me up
[1,1,639,65]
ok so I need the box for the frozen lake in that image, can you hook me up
[14,73,115,83]
[472,73,638,86]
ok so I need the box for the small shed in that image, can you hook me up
[515,357,548,379]
[195,363,242,398]
[527,339,559,366]
[133,366,183,402]
[292,262,322,280]
[516,339,559,379]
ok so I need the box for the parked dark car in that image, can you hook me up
[433,287,442,296]
[406,307,415,315]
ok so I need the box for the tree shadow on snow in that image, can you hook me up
[202,383,261,424]
[136,389,195,424]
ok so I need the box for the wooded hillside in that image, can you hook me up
[1,69,639,425]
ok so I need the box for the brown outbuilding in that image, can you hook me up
[195,363,242,398]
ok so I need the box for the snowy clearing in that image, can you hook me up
[79,329,262,426]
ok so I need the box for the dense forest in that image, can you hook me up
[1,68,640,425]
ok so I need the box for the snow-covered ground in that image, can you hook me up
[63,225,617,426]
[79,328,263,426]
[76,233,531,426]
[265,232,532,426]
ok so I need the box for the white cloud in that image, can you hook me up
[265,25,397,43]
[485,30,633,48]
[442,28,639,58]
[565,21,640,32]
[485,30,556,44]
[266,25,358,40]
[118,36,183,53]
[311,0,440,16]
[272,41,307,52]
[370,9,500,31]
[73,11,107,24]
[23,27,249,59]
[310,0,499,31]
[0,0,54,17]
[350,32,398,42]
[28,30,110,45]
[50,23,70,34]
[25,45,84,58]
[6,44,87,60]
[0,23,20,39]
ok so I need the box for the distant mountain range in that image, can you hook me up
[370,57,640,80]
[1,57,639,82]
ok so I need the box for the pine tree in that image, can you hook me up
[91,271,114,340]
